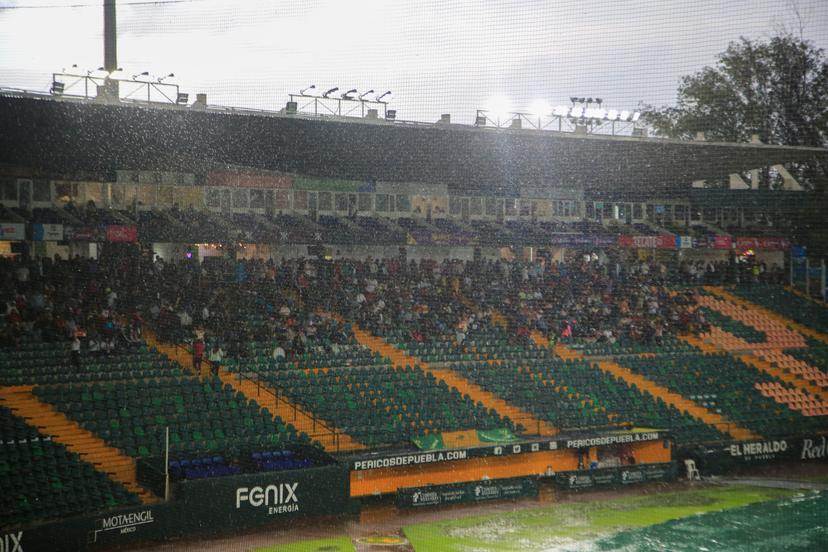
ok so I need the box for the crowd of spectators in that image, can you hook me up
[0,246,786,361]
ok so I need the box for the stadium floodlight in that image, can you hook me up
[553,105,570,116]
[300,84,316,95]
[341,88,358,100]
[569,96,578,104]
[587,97,593,104]
[322,87,339,98]
[358,89,374,100]
[606,109,619,121]
[132,71,150,80]
[157,73,175,83]
[595,98,603,105]
[619,110,631,121]
[529,99,551,118]
[569,106,584,118]
[631,111,641,122]
[486,95,512,123]
[376,90,391,102]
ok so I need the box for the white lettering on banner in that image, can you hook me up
[729,440,788,457]
[801,437,827,460]
[474,485,501,499]
[352,450,468,471]
[566,433,659,449]
[0,532,23,552]
[236,483,299,515]
[100,510,155,531]
[411,491,440,505]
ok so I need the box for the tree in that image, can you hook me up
[645,34,828,148]
[645,34,828,196]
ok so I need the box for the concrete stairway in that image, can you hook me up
[0,388,158,503]
[345,320,558,436]
[531,332,760,441]
[142,330,364,453]
[706,286,828,346]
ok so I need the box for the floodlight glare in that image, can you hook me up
[486,95,512,122]
[631,111,641,122]
[619,110,631,121]
[529,100,551,118]
[553,105,570,117]
[322,87,339,97]
[569,106,584,118]
[606,109,619,121]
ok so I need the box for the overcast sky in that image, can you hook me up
[1,0,827,124]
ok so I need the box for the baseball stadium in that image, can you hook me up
[0,1,827,551]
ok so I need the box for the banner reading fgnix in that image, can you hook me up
[175,464,350,528]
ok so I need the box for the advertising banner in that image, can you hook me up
[546,234,617,248]
[13,503,175,552]
[688,434,828,472]
[617,235,676,250]
[106,225,138,242]
[175,464,350,526]
[350,431,663,471]
[554,462,678,490]
[32,223,64,241]
[396,477,537,508]
[0,222,25,240]
[64,226,105,242]
[676,236,694,249]
[734,236,791,251]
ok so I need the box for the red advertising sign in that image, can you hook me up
[617,235,676,250]
[106,225,138,242]
[712,236,733,249]
[735,236,791,251]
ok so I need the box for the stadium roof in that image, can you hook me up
[1,92,826,200]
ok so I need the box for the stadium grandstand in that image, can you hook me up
[1,4,828,550]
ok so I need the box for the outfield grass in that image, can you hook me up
[253,536,356,552]
[402,485,798,551]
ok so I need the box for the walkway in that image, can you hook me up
[343,318,559,436]
[706,286,828,346]
[0,387,158,503]
[533,332,760,441]
[143,330,364,453]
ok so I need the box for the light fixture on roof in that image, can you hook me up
[157,73,175,83]
[376,90,391,102]
[322,87,339,98]
[132,71,150,80]
[529,99,551,118]
[300,84,316,95]
[358,89,374,100]
[341,88,358,100]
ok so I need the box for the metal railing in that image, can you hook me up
[163,341,345,452]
